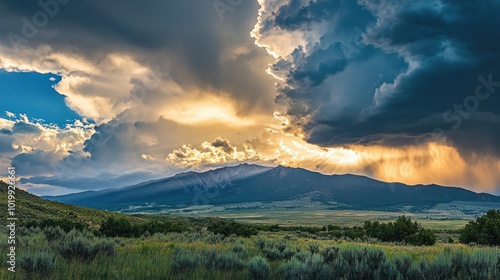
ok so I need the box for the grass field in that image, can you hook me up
[125,199,499,231]
[167,209,469,230]
[2,228,499,280]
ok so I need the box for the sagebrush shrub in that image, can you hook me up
[333,247,387,280]
[57,232,95,261]
[304,254,331,280]
[255,237,266,250]
[279,254,331,280]
[365,247,386,271]
[308,243,320,254]
[322,246,339,263]
[262,240,295,261]
[232,243,249,259]
[212,251,244,270]
[279,257,308,280]
[19,250,57,275]
[463,250,492,279]
[394,255,413,279]
[202,249,244,271]
[56,229,115,262]
[248,256,270,280]
[171,248,201,273]
[377,261,399,280]
[294,250,312,263]
[92,239,116,257]
[43,226,66,242]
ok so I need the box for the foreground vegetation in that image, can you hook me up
[2,182,500,279]
[1,226,500,280]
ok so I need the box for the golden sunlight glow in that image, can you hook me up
[161,95,258,127]
[168,127,500,194]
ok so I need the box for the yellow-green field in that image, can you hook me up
[165,208,469,230]
[143,200,499,231]
[2,229,499,280]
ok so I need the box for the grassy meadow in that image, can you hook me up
[1,227,500,280]
[2,183,500,279]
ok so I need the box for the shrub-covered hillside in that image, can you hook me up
[0,181,147,228]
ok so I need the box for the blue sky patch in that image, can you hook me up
[0,70,81,126]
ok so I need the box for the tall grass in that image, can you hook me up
[2,228,500,280]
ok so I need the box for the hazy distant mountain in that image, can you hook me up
[45,164,500,211]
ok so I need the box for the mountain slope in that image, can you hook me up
[46,164,500,211]
[0,181,148,227]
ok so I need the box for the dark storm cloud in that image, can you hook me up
[255,0,369,34]
[267,0,500,156]
[0,134,15,153]
[11,151,58,176]
[210,137,235,153]
[0,128,12,135]
[12,122,42,134]
[20,171,157,190]
[0,0,275,114]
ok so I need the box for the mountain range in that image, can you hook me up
[45,164,500,211]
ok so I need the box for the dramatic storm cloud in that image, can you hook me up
[0,0,499,195]
[254,0,500,156]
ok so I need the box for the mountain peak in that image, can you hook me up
[46,164,500,211]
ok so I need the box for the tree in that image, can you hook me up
[100,217,135,237]
[460,209,500,245]
[416,229,436,246]
[364,216,436,245]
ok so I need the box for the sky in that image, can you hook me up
[0,0,499,196]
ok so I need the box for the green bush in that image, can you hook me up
[205,232,225,244]
[207,219,258,237]
[263,246,295,261]
[200,249,244,271]
[321,246,339,264]
[418,255,453,279]
[308,243,320,254]
[293,250,312,263]
[255,237,266,250]
[413,228,437,246]
[304,254,331,280]
[56,229,115,262]
[56,231,95,262]
[171,248,201,273]
[26,218,86,232]
[460,209,500,245]
[43,226,66,242]
[100,217,190,238]
[379,248,500,280]
[278,254,331,280]
[100,217,136,237]
[462,250,494,279]
[394,255,413,279]
[92,239,116,257]
[337,247,386,280]
[212,251,244,270]
[278,257,308,280]
[18,250,57,275]
[364,216,436,245]
[365,247,386,271]
[261,239,295,261]
[248,256,270,280]
[377,261,399,280]
[232,243,249,259]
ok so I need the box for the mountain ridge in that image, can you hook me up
[45,164,500,211]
